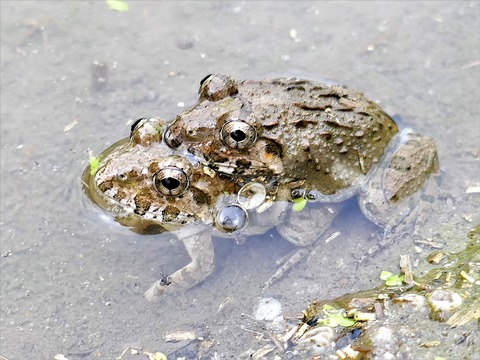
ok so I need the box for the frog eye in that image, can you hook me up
[164,126,182,149]
[216,204,248,233]
[199,74,214,89]
[220,121,257,150]
[198,74,238,101]
[153,167,190,196]
[130,118,146,136]
[130,117,164,146]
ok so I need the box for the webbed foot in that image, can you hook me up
[145,226,214,301]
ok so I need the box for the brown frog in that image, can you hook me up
[165,74,439,233]
[82,117,336,300]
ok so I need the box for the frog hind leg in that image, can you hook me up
[144,226,214,301]
[264,203,341,288]
[276,203,340,247]
[358,128,439,236]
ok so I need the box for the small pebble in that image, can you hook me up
[254,298,282,321]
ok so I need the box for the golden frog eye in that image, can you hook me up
[153,167,190,196]
[220,121,257,150]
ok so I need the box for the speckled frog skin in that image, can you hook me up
[83,118,226,233]
[82,117,336,300]
[166,75,399,197]
[83,76,439,300]
[83,118,238,300]
[165,74,439,230]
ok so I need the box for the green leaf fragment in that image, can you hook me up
[89,156,100,176]
[292,197,307,212]
[380,270,393,280]
[322,304,337,312]
[319,317,338,327]
[106,0,129,12]
[385,274,404,286]
[331,313,357,327]
[153,352,167,360]
[320,304,357,327]
[380,270,404,286]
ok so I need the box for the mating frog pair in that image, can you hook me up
[82,74,438,300]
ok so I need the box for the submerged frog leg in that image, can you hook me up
[355,130,439,263]
[356,230,410,264]
[264,248,310,289]
[356,171,440,264]
[276,203,340,247]
[144,226,214,301]
[358,129,439,231]
[264,204,340,288]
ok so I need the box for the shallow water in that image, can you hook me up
[1,1,479,358]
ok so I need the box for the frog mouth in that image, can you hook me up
[209,160,276,176]
[210,162,241,175]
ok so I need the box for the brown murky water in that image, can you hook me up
[1,1,479,358]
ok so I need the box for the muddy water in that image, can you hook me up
[1,1,479,358]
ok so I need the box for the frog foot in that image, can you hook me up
[144,227,214,301]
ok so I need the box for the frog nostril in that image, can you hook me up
[117,173,128,181]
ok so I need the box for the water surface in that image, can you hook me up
[1,1,479,358]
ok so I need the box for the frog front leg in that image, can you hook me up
[358,128,439,237]
[144,225,214,301]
